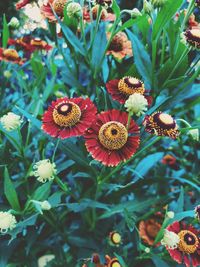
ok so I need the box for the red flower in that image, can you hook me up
[16,0,30,9]
[106,76,152,105]
[106,32,132,60]
[184,26,200,49]
[42,97,97,139]
[143,111,179,139]
[83,5,116,22]
[84,109,140,167]
[8,37,52,52]
[0,48,25,65]
[161,154,176,166]
[139,218,162,246]
[166,221,200,267]
[41,0,68,22]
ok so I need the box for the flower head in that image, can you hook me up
[139,218,162,246]
[0,212,17,233]
[161,154,176,166]
[66,2,82,18]
[95,0,113,8]
[143,111,179,139]
[161,229,180,249]
[195,205,200,221]
[33,159,57,183]
[151,0,166,8]
[106,76,152,105]
[42,97,97,139]
[0,48,25,65]
[107,32,132,60]
[109,231,122,246]
[83,5,115,22]
[3,70,12,79]
[31,200,52,212]
[125,93,148,117]
[84,109,140,167]
[16,0,30,9]
[188,128,199,141]
[0,112,22,132]
[41,0,68,21]
[8,17,20,28]
[182,26,200,50]
[164,221,200,267]
[166,211,175,219]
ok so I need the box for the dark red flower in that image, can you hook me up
[195,205,200,221]
[0,48,25,65]
[84,109,140,167]
[184,26,200,49]
[166,221,200,267]
[143,111,179,139]
[139,218,162,246]
[42,97,97,139]
[106,76,152,105]
[16,0,30,9]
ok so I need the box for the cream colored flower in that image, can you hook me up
[125,93,148,116]
[31,200,52,212]
[33,159,57,183]
[161,229,180,249]
[3,70,12,79]
[166,211,175,219]
[38,254,55,267]
[0,112,22,131]
[0,212,17,233]
[188,129,199,141]
[8,17,20,28]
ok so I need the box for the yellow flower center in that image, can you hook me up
[178,230,199,254]
[118,76,145,95]
[53,101,81,127]
[98,121,128,150]
[3,49,19,60]
[53,0,67,16]
[109,259,121,267]
[110,232,121,244]
[190,28,200,39]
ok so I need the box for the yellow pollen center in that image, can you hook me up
[159,113,174,124]
[3,49,19,60]
[53,0,67,16]
[30,39,45,47]
[111,232,121,244]
[190,29,200,38]
[178,230,199,254]
[118,76,145,96]
[53,101,81,127]
[98,121,128,150]
[110,260,121,267]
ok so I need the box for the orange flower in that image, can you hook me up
[0,48,25,65]
[106,32,132,60]
[161,154,176,166]
[83,5,115,22]
[139,218,162,246]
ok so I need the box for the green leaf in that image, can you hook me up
[127,30,152,88]
[175,186,184,213]
[152,255,170,267]
[32,182,52,201]
[152,0,184,40]
[2,14,9,48]
[4,168,21,211]
[112,0,121,18]
[15,106,42,130]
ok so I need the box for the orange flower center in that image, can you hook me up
[30,38,46,47]
[178,230,199,254]
[53,101,81,127]
[118,76,145,95]
[109,33,126,52]
[98,121,128,150]
[2,49,19,60]
[109,258,121,267]
[53,0,67,16]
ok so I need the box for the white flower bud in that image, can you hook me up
[161,229,180,249]
[145,247,150,253]
[143,0,153,13]
[166,211,175,219]
[66,2,82,18]
[38,254,55,267]
[130,8,142,18]
[40,200,51,210]
[8,17,20,28]
[3,70,12,79]
[0,212,17,233]
[0,112,23,132]
[33,159,57,183]
[188,128,199,141]
[125,93,148,117]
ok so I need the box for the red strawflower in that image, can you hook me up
[42,97,97,139]
[166,221,200,267]
[41,0,68,22]
[0,48,25,65]
[16,0,30,9]
[143,111,179,139]
[106,76,152,105]
[84,109,140,167]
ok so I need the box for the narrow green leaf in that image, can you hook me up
[32,182,52,201]
[2,14,9,48]
[4,168,20,211]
